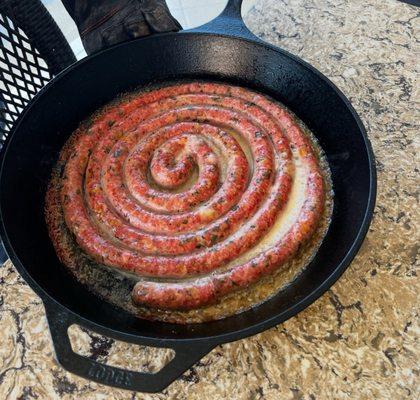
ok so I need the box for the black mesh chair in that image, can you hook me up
[0,0,76,262]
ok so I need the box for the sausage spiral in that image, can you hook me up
[47,82,325,310]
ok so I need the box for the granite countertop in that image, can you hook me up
[0,0,418,398]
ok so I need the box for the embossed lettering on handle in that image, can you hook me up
[87,364,133,387]
[45,300,216,392]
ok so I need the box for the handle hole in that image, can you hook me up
[68,324,175,373]
[169,0,258,30]
[241,0,261,38]
[168,0,228,29]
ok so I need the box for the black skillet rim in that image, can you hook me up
[0,30,377,346]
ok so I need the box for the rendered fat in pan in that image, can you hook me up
[46,82,325,310]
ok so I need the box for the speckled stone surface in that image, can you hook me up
[1,0,419,398]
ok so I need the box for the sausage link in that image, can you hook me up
[47,81,325,311]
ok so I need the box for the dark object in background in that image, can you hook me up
[0,0,76,264]
[0,0,75,138]
[62,0,182,54]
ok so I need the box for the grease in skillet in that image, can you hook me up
[45,81,333,323]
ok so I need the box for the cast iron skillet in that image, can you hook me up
[0,0,376,393]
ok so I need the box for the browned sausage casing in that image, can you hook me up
[46,82,325,311]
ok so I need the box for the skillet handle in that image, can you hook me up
[44,301,215,393]
[189,0,259,41]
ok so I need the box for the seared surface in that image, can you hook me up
[46,81,330,315]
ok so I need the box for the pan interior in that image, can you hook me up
[0,33,374,341]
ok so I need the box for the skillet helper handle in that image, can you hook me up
[190,0,259,41]
[44,301,215,392]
